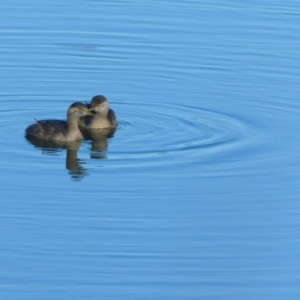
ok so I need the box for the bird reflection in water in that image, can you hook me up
[25,135,88,180]
[81,127,116,160]
[26,123,116,180]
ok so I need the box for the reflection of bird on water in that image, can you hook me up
[79,95,117,130]
[25,136,88,180]
[25,102,93,141]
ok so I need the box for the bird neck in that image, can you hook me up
[95,107,109,119]
[67,113,81,133]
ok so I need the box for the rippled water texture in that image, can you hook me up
[1,0,300,299]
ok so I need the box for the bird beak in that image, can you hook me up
[86,109,94,116]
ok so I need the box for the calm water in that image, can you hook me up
[1,0,300,299]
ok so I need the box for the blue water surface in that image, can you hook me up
[0,0,300,299]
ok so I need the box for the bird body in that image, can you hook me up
[79,95,117,130]
[25,102,92,141]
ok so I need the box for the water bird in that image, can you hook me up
[79,95,117,130]
[25,102,93,141]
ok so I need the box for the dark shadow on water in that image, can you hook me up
[25,127,116,180]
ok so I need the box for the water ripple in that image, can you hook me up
[104,100,260,166]
[1,97,262,175]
